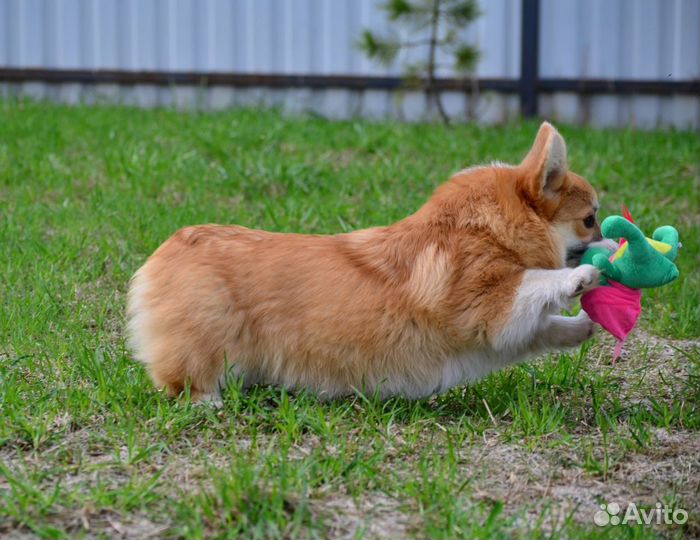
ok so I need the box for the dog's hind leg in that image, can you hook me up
[126,266,231,402]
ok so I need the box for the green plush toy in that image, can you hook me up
[580,208,681,360]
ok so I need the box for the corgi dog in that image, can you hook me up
[127,122,604,403]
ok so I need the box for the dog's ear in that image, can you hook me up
[518,121,568,200]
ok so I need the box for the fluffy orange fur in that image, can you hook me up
[127,122,601,401]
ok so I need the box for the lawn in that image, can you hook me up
[0,100,698,539]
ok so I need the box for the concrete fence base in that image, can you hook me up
[1,82,697,130]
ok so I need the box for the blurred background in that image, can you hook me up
[0,0,698,129]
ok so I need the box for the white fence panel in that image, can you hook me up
[0,0,697,128]
[0,0,520,76]
[540,0,699,80]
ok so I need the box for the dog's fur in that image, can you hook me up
[127,122,604,402]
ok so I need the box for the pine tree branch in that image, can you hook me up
[359,0,483,124]
[427,0,450,124]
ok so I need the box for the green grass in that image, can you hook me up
[1,100,698,539]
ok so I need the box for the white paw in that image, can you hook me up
[193,392,224,408]
[567,264,600,297]
[552,311,597,348]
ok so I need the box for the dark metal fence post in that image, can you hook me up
[520,0,540,118]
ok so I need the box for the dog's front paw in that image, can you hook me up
[551,311,597,348]
[567,264,600,297]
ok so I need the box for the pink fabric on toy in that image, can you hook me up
[581,280,642,361]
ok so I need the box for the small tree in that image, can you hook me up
[360,0,480,124]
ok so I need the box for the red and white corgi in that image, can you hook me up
[127,122,603,402]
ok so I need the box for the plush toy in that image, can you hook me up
[580,208,680,361]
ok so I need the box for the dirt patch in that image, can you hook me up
[592,330,698,408]
[320,493,414,540]
[465,428,699,528]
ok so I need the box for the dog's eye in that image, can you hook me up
[583,215,596,228]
